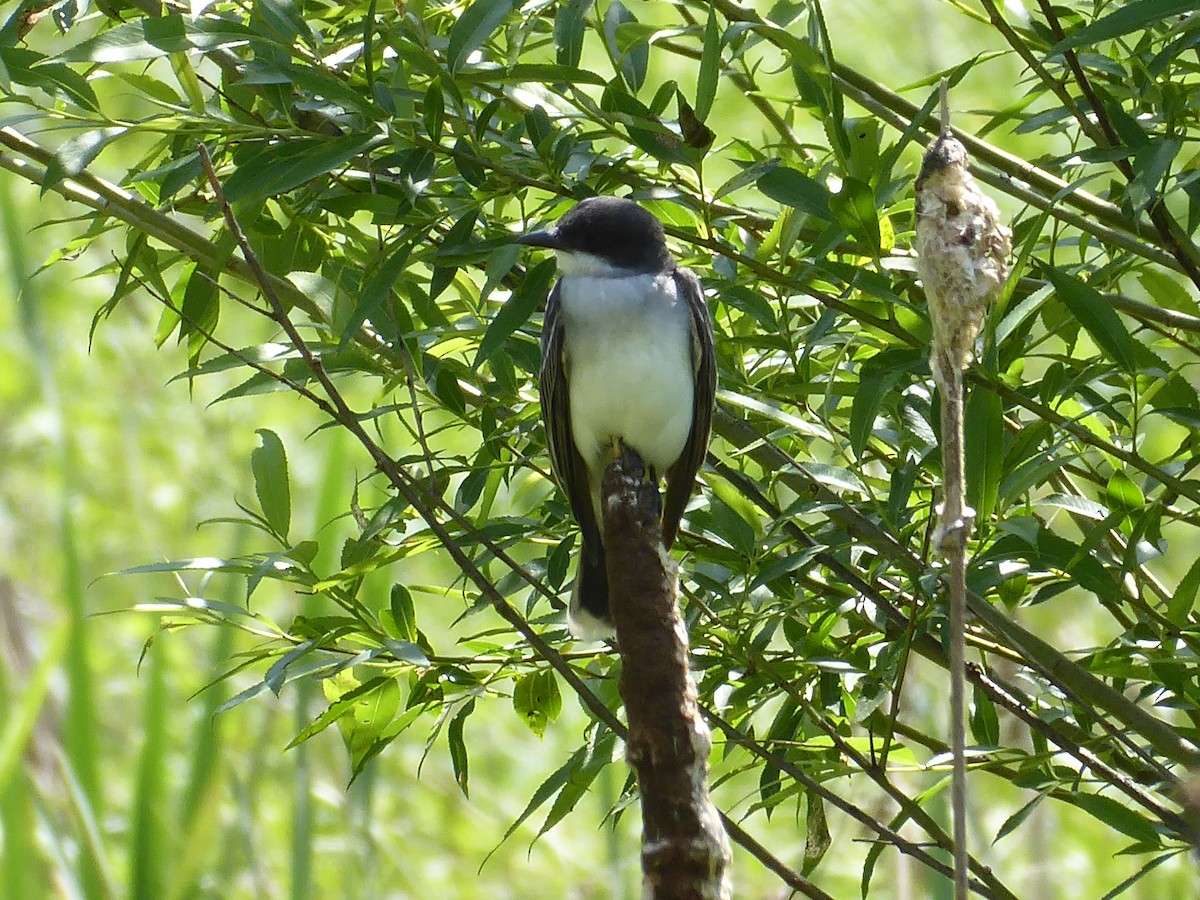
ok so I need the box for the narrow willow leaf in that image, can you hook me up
[264,639,317,696]
[251,429,291,542]
[537,729,616,838]
[602,1,647,92]
[1051,0,1193,53]
[0,47,98,109]
[178,265,218,361]
[1167,556,1200,624]
[848,362,901,458]
[695,5,720,121]
[447,0,514,73]
[447,700,474,797]
[491,747,579,855]
[802,789,830,876]
[42,127,126,195]
[553,0,591,67]
[475,257,554,368]
[964,386,1003,524]
[993,791,1048,844]
[339,241,411,347]
[756,166,832,219]
[714,158,779,202]
[1045,266,1137,374]
[222,132,382,204]
[57,15,259,62]
[969,683,1000,745]
[1067,792,1160,845]
[389,584,417,642]
[287,676,391,748]
[422,80,444,144]
[1106,470,1145,511]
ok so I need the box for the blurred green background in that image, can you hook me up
[2,1,1196,897]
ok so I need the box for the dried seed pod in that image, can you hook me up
[915,133,1011,387]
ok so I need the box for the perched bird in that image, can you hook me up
[517,197,716,639]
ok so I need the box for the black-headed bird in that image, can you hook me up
[518,197,716,638]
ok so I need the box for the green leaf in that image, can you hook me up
[993,791,1048,844]
[422,80,444,144]
[538,728,616,838]
[600,84,688,163]
[0,47,98,110]
[1167,556,1200,624]
[964,385,1003,524]
[491,744,581,856]
[553,0,592,67]
[512,669,562,738]
[602,1,648,92]
[714,158,779,202]
[447,699,474,797]
[177,265,219,359]
[264,639,317,696]
[1066,792,1160,846]
[802,789,830,876]
[1106,470,1145,511]
[829,176,880,254]
[1045,266,1137,375]
[1051,0,1194,53]
[388,583,417,642]
[251,428,291,542]
[339,241,411,348]
[57,14,260,62]
[756,166,832,219]
[287,675,393,749]
[1135,268,1200,317]
[695,6,720,121]
[453,63,606,87]
[253,0,314,47]
[222,132,383,204]
[42,127,126,195]
[969,683,1000,745]
[447,0,514,73]
[475,257,554,368]
[848,361,901,458]
[341,674,402,781]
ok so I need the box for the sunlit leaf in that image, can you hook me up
[447,0,514,73]
[251,429,291,542]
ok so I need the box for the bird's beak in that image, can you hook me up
[516,229,564,250]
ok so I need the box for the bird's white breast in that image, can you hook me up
[559,270,695,477]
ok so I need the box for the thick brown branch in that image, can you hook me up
[601,446,731,900]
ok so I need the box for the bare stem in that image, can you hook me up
[937,355,971,900]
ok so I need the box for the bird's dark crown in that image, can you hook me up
[916,133,969,190]
[519,196,672,273]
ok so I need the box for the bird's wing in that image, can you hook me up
[540,280,603,563]
[662,267,716,549]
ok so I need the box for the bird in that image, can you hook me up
[517,196,716,639]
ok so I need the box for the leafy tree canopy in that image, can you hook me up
[4,0,1200,895]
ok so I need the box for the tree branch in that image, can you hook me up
[602,445,732,900]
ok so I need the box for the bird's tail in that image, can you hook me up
[568,545,613,640]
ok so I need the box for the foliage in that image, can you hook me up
[3,0,1200,895]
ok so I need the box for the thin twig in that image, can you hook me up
[941,354,971,900]
[704,706,1016,900]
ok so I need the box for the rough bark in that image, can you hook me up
[601,445,731,900]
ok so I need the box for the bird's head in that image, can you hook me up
[517,197,671,276]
